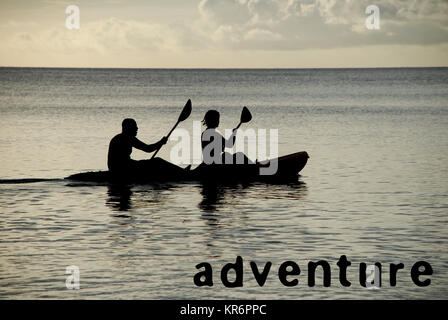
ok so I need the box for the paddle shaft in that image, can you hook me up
[235,122,242,130]
[150,120,180,159]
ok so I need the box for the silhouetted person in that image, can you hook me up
[201,110,251,165]
[108,118,167,173]
[108,118,185,179]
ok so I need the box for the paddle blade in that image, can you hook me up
[240,106,252,123]
[178,99,192,122]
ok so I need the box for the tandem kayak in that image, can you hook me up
[65,151,309,184]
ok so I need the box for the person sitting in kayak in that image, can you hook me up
[108,118,181,175]
[201,110,252,165]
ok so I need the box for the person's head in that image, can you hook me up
[202,110,220,128]
[122,118,138,136]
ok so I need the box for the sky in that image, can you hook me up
[0,0,447,68]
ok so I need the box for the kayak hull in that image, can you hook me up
[65,151,309,184]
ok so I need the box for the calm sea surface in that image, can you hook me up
[0,67,447,299]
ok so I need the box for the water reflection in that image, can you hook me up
[198,182,236,233]
[198,182,227,213]
[105,183,178,212]
[106,184,133,211]
[198,180,308,213]
[197,180,308,235]
[105,180,308,215]
[258,180,308,200]
[198,181,255,212]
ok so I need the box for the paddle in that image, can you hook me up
[235,106,252,130]
[151,99,192,159]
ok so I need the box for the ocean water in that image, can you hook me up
[0,67,447,299]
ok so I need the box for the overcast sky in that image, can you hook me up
[0,0,447,68]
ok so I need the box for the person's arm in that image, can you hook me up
[132,136,167,153]
[223,128,238,149]
[202,129,237,152]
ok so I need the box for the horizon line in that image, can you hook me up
[1,65,447,70]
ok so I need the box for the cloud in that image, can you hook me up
[0,17,183,55]
[0,0,447,67]
[244,28,283,41]
[3,0,448,54]
[193,0,448,50]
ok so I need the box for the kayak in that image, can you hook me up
[65,151,309,184]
